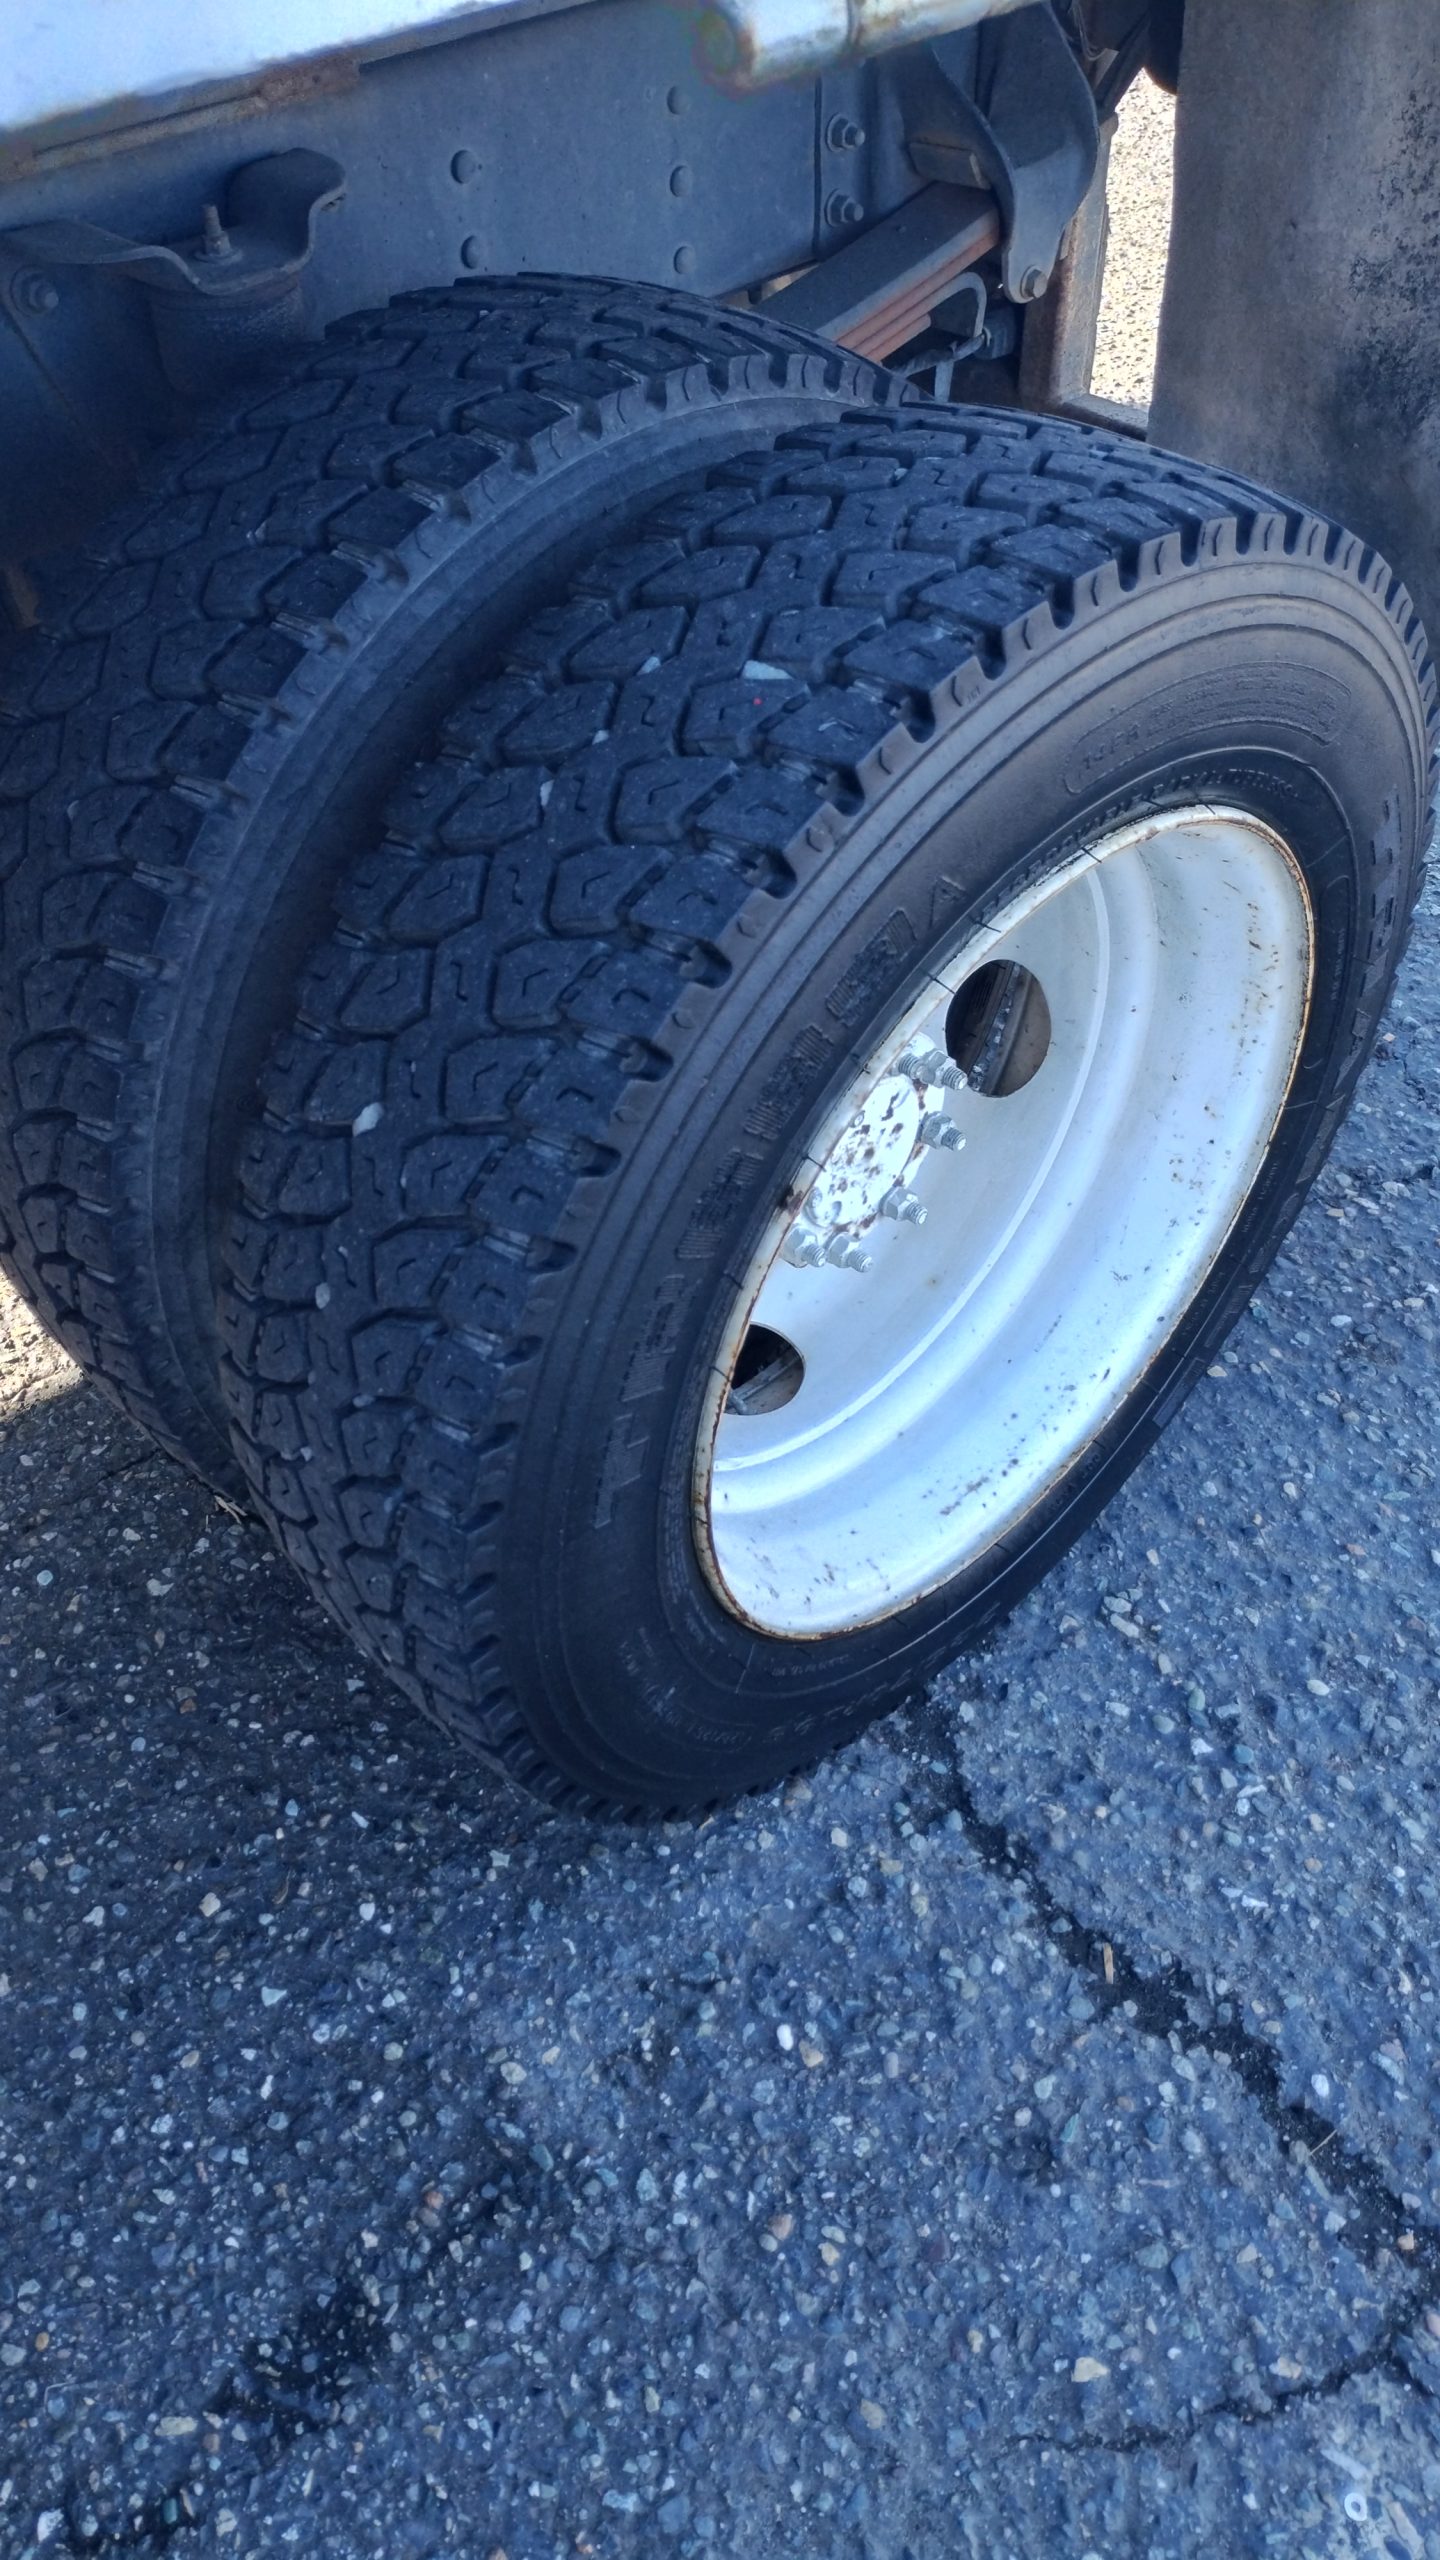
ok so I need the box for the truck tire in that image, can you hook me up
[0,277,890,1489]
[216,408,1432,1810]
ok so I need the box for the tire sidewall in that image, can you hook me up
[503,553,1425,1797]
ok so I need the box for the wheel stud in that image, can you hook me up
[919,1112,966,1154]
[782,1225,826,1268]
[880,1186,927,1225]
[896,1040,967,1090]
[824,1236,873,1273]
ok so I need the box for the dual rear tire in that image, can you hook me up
[0,291,1431,1807]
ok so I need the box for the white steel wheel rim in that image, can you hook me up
[694,806,1314,1638]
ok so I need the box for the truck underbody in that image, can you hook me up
[3,0,1438,640]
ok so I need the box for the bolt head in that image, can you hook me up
[782,1226,825,1269]
[1017,265,1048,303]
[825,192,866,230]
[825,1236,873,1273]
[896,1039,966,1091]
[895,1041,937,1082]
[920,1112,965,1154]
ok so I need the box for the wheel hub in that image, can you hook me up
[786,1053,968,1271]
[695,806,1314,1640]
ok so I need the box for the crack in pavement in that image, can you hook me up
[1001,2334,1425,2464]
[0,1447,160,1546]
[906,1705,1440,2450]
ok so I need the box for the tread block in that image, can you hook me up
[210,624,309,705]
[766,685,898,768]
[28,640,106,718]
[443,1031,544,1125]
[296,1040,389,1129]
[329,487,433,554]
[842,619,967,695]
[397,1413,487,1514]
[831,550,961,610]
[352,1314,435,1397]
[373,1226,466,1312]
[919,562,1049,632]
[505,599,614,677]
[398,1131,506,1216]
[713,495,835,543]
[568,607,688,682]
[266,552,369,628]
[640,548,760,606]
[698,765,826,852]
[630,854,751,945]
[515,1046,632,1140]
[563,945,684,1036]
[414,1331,505,1429]
[472,1142,575,1237]
[492,937,584,1029]
[503,682,616,764]
[435,1239,534,1336]
[828,491,921,542]
[758,605,885,680]
[340,1403,409,1477]
[396,432,505,495]
[270,1132,353,1219]
[340,1479,403,1548]
[613,754,734,842]
[989,523,1115,581]
[387,858,490,942]
[550,845,657,935]
[338,948,434,1036]
[682,673,805,756]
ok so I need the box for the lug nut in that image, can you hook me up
[895,1040,967,1090]
[782,1225,826,1269]
[825,1236,873,1273]
[920,1112,966,1154]
[880,1187,927,1225]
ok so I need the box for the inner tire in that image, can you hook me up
[0,276,889,1488]
[216,407,1433,1810]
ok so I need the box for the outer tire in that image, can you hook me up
[0,277,890,1487]
[216,407,1433,1810]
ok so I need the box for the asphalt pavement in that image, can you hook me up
[4,78,1440,2560]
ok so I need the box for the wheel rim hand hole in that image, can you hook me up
[946,960,1051,1097]
[727,1325,804,1416]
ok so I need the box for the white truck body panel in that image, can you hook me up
[2,0,580,150]
[2,0,1028,150]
